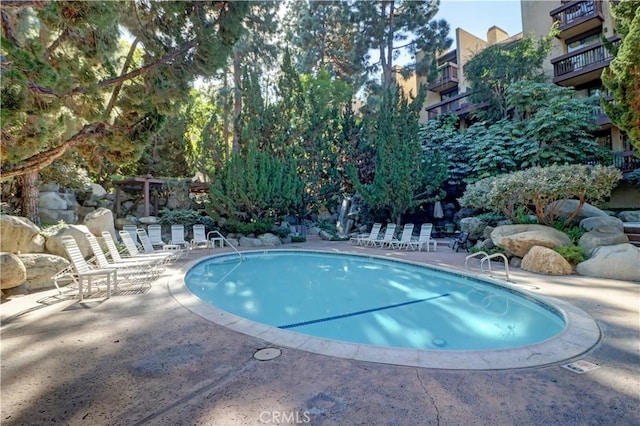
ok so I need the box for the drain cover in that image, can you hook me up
[561,360,600,374]
[254,347,281,361]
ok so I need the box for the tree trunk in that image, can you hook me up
[232,50,242,155]
[20,170,40,225]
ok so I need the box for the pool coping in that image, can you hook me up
[168,249,601,370]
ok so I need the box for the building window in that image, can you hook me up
[567,32,601,53]
[441,88,459,100]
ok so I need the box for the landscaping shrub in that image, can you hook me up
[554,245,586,265]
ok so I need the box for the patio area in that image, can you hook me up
[1,236,638,425]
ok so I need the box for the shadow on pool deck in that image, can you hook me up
[1,236,639,425]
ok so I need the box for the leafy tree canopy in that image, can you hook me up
[0,0,249,179]
[463,31,555,120]
[602,0,640,151]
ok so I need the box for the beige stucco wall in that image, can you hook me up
[521,0,562,80]
[455,28,488,91]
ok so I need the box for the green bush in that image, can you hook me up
[291,235,306,243]
[552,221,586,245]
[221,218,275,235]
[459,164,622,226]
[554,245,586,265]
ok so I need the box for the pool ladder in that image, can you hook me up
[207,230,244,261]
[465,251,511,282]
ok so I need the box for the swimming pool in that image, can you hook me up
[174,250,600,369]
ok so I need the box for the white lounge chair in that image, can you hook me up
[85,233,160,284]
[350,223,382,246]
[191,224,209,250]
[390,224,419,250]
[122,225,139,246]
[415,223,437,252]
[102,231,166,272]
[61,235,117,300]
[137,228,185,260]
[374,224,397,248]
[119,230,176,264]
[170,224,190,249]
[147,224,166,248]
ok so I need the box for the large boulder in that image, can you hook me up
[617,211,640,222]
[39,208,78,225]
[38,191,67,210]
[576,244,640,282]
[90,183,108,198]
[491,224,572,258]
[459,217,485,241]
[546,200,608,221]
[258,233,282,246]
[239,236,263,247]
[580,216,624,232]
[521,246,573,276]
[578,228,629,255]
[18,253,70,291]
[0,215,45,253]
[83,207,116,241]
[0,253,27,289]
[45,225,93,259]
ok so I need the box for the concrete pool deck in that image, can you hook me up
[1,236,639,425]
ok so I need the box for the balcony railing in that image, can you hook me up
[550,0,604,38]
[427,63,459,93]
[614,150,640,174]
[551,37,620,84]
[425,92,473,119]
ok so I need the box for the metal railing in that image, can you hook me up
[465,251,511,282]
[551,0,600,26]
[552,38,621,79]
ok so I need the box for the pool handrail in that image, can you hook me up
[465,251,511,282]
[207,230,243,260]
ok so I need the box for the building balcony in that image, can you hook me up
[427,63,459,93]
[551,37,620,86]
[425,92,487,120]
[550,0,604,40]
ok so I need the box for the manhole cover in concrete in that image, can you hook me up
[254,347,281,361]
[561,360,600,374]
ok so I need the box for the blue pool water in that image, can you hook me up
[185,251,565,351]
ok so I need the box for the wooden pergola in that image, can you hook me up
[112,175,166,217]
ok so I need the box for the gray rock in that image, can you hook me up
[491,224,572,258]
[576,244,640,282]
[45,225,93,259]
[39,182,60,192]
[90,183,107,198]
[521,246,573,276]
[546,200,608,221]
[18,253,70,291]
[39,208,78,225]
[580,216,624,232]
[509,257,522,269]
[459,217,484,240]
[0,253,27,289]
[38,191,67,210]
[578,229,629,255]
[258,233,282,246]
[0,215,45,254]
[239,236,263,247]
[307,226,321,236]
[138,216,160,225]
[617,211,640,222]
[84,207,117,241]
[319,230,335,240]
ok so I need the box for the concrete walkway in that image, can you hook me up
[2,237,639,425]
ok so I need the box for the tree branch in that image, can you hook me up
[26,38,197,98]
[1,123,107,178]
[104,37,140,119]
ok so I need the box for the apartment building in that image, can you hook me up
[418,26,522,124]
[521,0,635,170]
